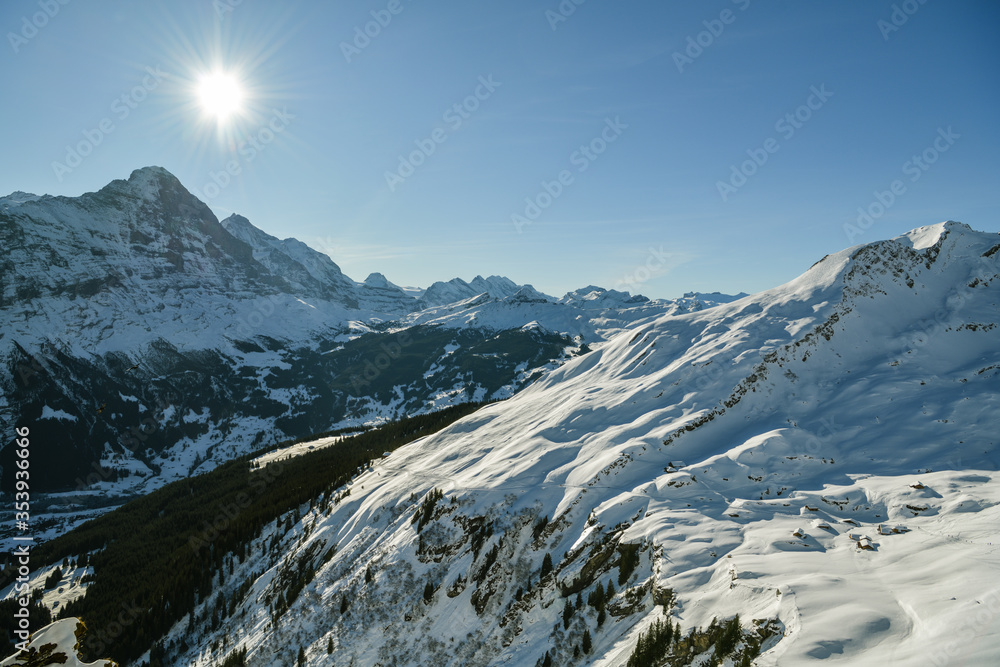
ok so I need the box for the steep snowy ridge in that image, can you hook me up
[357,272,419,313]
[168,222,999,666]
[219,213,363,307]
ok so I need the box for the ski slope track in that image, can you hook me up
[154,221,999,666]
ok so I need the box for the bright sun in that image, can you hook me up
[197,72,243,121]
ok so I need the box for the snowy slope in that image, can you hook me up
[0,618,115,667]
[161,221,999,666]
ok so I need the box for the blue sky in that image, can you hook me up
[3,0,998,299]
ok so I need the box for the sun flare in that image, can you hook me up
[196,71,244,121]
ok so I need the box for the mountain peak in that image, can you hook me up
[897,219,970,250]
[364,272,393,288]
[1,190,41,203]
[419,274,527,308]
[90,166,215,228]
[123,165,185,199]
[220,213,254,233]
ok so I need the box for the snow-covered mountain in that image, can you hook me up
[218,213,364,308]
[131,221,997,666]
[418,275,530,309]
[0,167,705,539]
[357,271,419,313]
[0,166,365,357]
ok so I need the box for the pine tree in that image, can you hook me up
[589,581,606,610]
[297,645,306,666]
[563,599,574,629]
[44,567,63,589]
[582,629,593,654]
[541,651,553,667]
[541,553,553,577]
[533,515,549,540]
[327,637,334,654]
[626,617,678,667]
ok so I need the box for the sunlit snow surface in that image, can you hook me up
[153,222,999,666]
[0,618,114,667]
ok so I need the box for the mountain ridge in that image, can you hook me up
[130,218,995,666]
